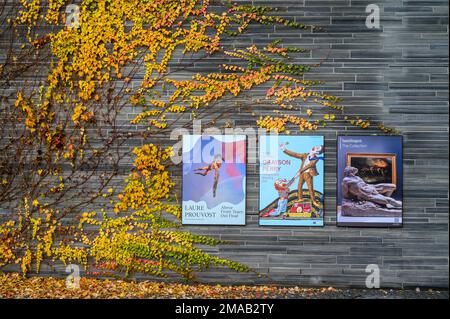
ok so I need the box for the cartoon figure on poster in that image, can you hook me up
[259,136,325,226]
[263,178,292,217]
[282,142,324,206]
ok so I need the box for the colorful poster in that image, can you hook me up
[337,136,403,227]
[182,135,246,225]
[259,135,324,226]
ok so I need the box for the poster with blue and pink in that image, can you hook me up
[259,135,324,226]
[182,135,246,225]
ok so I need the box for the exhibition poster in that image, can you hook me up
[337,135,403,227]
[182,135,246,225]
[259,135,325,226]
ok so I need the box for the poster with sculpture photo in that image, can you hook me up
[259,135,324,226]
[337,135,403,227]
[182,135,246,225]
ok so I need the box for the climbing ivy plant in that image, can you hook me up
[0,0,398,279]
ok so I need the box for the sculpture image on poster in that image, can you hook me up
[259,135,324,226]
[182,135,246,225]
[337,135,403,227]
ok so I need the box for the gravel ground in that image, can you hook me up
[277,288,448,299]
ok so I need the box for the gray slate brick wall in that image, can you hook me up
[1,0,448,288]
[186,0,449,289]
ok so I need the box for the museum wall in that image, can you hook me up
[2,0,449,288]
